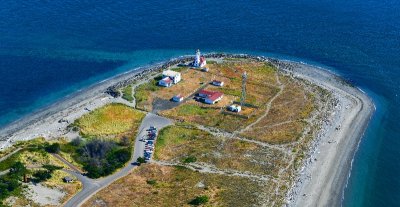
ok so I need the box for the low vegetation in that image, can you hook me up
[135,77,161,111]
[121,85,134,102]
[83,164,268,207]
[155,124,288,177]
[74,103,145,137]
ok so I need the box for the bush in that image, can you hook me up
[137,157,146,164]
[122,85,134,102]
[71,137,83,146]
[183,156,197,163]
[146,179,157,185]
[45,143,60,153]
[189,195,209,206]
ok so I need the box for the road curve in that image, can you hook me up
[63,113,172,207]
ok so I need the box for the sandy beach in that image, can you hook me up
[0,54,374,207]
[274,60,375,206]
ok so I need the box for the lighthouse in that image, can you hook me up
[193,49,206,68]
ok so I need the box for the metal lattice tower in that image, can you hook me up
[241,71,247,106]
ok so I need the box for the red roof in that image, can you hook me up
[198,89,223,101]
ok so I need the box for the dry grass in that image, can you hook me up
[241,77,316,144]
[75,103,145,137]
[155,125,289,177]
[83,164,269,207]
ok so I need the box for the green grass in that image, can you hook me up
[154,125,211,160]
[170,67,186,72]
[122,85,133,102]
[175,105,210,116]
[0,150,24,171]
[134,78,160,108]
[75,103,145,136]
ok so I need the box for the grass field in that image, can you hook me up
[83,164,271,207]
[74,103,145,137]
[121,85,134,102]
[154,124,289,177]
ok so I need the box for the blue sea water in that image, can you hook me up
[0,0,399,206]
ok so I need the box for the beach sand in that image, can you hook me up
[0,54,374,207]
[276,61,375,207]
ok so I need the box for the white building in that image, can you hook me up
[228,104,241,112]
[159,70,181,87]
[193,49,207,68]
[172,95,184,102]
[212,80,224,87]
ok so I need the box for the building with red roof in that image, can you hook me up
[198,89,223,104]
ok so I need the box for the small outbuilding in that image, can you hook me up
[159,77,173,87]
[172,95,184,102]
[211,80,224,87]
[63,176,73,183]
[228,104,242,112]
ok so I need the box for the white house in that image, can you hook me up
[162,70,181,83]
[198,89,223,104]
[159,70,181,87]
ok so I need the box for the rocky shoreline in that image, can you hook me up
[0,53,374,207]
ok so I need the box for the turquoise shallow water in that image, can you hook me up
[0,1,399,206]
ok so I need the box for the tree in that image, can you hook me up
[120,136,131,146]
[45,143,60,153]
[9,162,27,177]
[71,137,83,146]
[33,170,52,182]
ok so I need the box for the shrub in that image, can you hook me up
[183,156,197,163]
[146,179,157,185]
[189,195,209,206]
[137,157,146,164]
[45,143,60,153]
[33,170,52,182]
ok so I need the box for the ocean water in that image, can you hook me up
[0,0,399,206]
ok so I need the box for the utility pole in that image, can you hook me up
[241,71,247,106]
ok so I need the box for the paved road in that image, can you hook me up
[52,153,84,174]
[63,113,172,207]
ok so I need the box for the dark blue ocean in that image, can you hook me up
[0,0,399,206]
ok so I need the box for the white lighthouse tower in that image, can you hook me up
[193,49,201,67]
